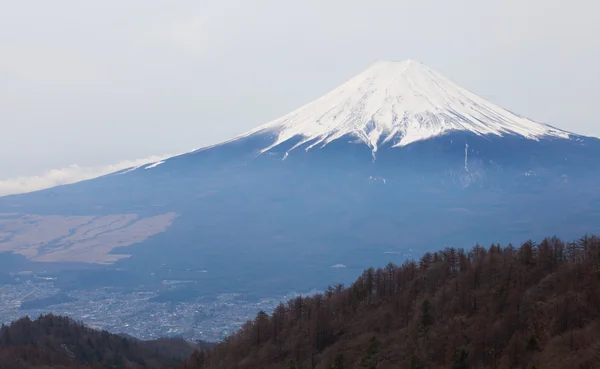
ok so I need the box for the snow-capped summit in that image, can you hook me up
[243,59,571,157]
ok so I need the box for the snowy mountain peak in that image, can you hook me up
[243,59,571,156]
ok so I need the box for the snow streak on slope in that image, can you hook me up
[242,60,570,157]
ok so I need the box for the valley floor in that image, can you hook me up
[0,280,305,342]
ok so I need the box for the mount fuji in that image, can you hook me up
[1,60,600,294]
[245,60,570,155]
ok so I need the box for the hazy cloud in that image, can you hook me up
[0,155,173,196]
[0,46,100,85]
[160,14,209,57]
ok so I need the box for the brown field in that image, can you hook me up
[0,212,177,264]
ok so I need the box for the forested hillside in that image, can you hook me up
[0,314,203,369]
[3,235,600,368]
[181,235,600,369]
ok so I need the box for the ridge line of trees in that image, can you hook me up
[181,234,600,369]
[0,314,205,369]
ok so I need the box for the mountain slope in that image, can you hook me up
[0,60,599,297]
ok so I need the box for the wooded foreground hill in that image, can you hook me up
[3,234,600,369]
[0,314,211,369]
[180,234,600,369]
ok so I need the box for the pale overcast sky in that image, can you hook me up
[1,0,599,193]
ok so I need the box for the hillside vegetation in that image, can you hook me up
[0,314,204,369]
[3,234,600,368]
[180,235,600,369]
